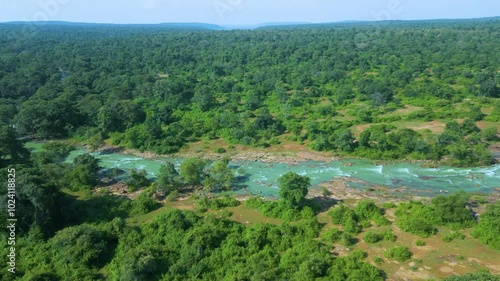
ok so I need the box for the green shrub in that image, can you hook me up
[126,169,151,192]
[354,200,383,222]
[471,202,500,250]
[363,231,382,244]
[381,202,396,209]
[397,216,436,238]
[373,214,391,226]
[328,204,356,225]
[131,193,161,215]
[395,201,437,237]
[166,190,179,202]
[195,205,208,213]
[344,218,362,234]
[322,228,343,244]
[341,233,356,247]
[431,192,475,228]
[215,147,226,153]
[415,240,426,246]
[443,272,500,281]
[442,232,466,242]
[244,197,306,221]
[199,196,241,210]
[381,230,397,242]
[359,220,372,228]
[384,246,413,262]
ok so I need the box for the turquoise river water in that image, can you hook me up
[26,143,500,198]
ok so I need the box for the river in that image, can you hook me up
[26,142,500,198]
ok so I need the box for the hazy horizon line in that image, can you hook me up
[1,15,498,27]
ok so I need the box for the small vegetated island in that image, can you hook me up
[1,18,499,280]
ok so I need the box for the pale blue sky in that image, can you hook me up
[0,0,498,25]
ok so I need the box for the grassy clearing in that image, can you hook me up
[181,135,310,155]
[381,105,423,117]
[126,199,196,226]
[227,204,282,225]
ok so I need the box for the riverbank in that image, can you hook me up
[114,146,341,164]
[308,178,500,205]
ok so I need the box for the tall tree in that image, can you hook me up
[278,172,311,208]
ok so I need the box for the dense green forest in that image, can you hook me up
[1,19,499,166]
[0,142,499,280]
[1,19,500,280]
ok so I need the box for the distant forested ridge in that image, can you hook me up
[0,18,499,166]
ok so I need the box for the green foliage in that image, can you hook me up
[214,147,226,153]
[65,164,98,192]
[354,200,382,222]
[332,128,356,152]
[431,192,475,228]
[344,218,362,234]
[157,162,179,190]
[395,193,475,237]
[125,169,151,192]
[363,230,396,244]
[33,142,75,165]
[363,231,382,244]
[443,272,500,281]
[355,200,390,226]
[180,157,207,185]
[341,232,356,247]
[328,201,389,234]
[244,197,317,221]
[2,19,500,281]
[395,201,439,237]
[278,172,311,208]
[197,196,240,210]
[0,166,66,236]
[131,193,161,215]
[482,127,499,141]
[384,246,413,262]
[67,192,133,224]
[86,133,105,152]
[373,214,392,226]
[0,126,30,167]
[17,222,119,280]
[1,20,498,167]
[107,208,384,280]
[202,158,235,191]
[73,153,101,174]
[49,224,116,267]
[381,202,396,209]
[328,204,356,225]
[415,240,426,246]
[374,257,384,265]
[442,231,466,242]
[381,230,397,242]
[322,228,343,244]
[471,202,500,250]
[15,96,82,138]
[64,154,101,191]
